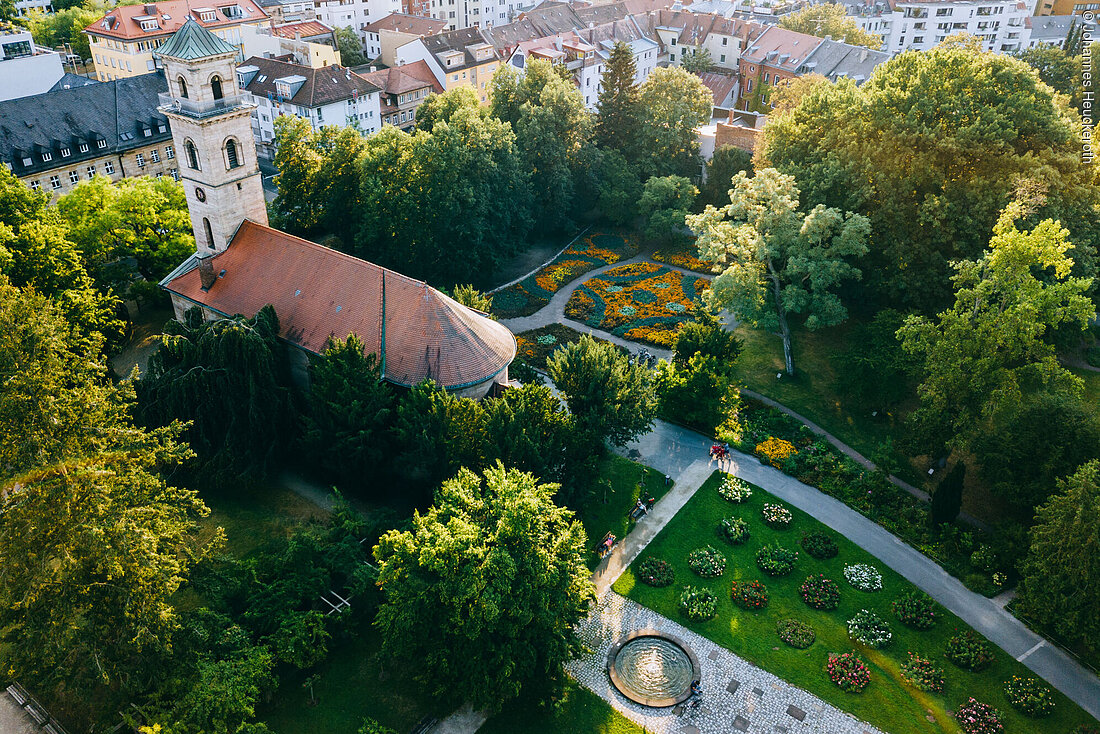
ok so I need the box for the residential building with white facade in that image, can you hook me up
[840,0,1032,53]
[236,55,381,155]
[0,27,65,102]
[363,12,448,64]
[313,0,401,45]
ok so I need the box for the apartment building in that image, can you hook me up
[85,0,270,81]
[356,59,440,129]
[239,19,341,66]
[842,0,1031,53]
[313,0,401,45]
[362,12,447,64]
[395,26,500,101]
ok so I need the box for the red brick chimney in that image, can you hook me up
[198,255,216,291]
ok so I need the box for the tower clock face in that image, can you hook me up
[194,186,206,202]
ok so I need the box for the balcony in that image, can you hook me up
[158,92,254,119]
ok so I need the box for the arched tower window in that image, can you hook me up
[178,76,188,98]
[225,139,240,169]
[211,75,223,101]
[203,218,214,250]
[185,140,200,170]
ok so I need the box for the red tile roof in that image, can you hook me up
[362,12,448,35]
[163,221,515,389]
[270,20,334,39]
[358,60,442,95]
[85,0,268,41]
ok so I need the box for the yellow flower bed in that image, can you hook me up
[652,246,715,274]
[754,437,797,468]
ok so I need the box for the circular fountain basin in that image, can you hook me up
[606,629,701,707]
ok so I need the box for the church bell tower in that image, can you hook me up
[156,18,267,255]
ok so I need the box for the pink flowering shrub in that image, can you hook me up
[954,698,1003,734]
[826,652,871,692]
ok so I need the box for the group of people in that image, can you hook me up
[710,443,731,460]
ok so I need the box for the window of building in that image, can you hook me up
[166,145,174,159]
[136,153,146,168]
[61,147,71,157]
[104,160,114,174]
[79,143,89,153]
[30,180,40,191]
[185,140,199,170]
[50,175,61,189]
[720,54,726,62]
[97,139,107,149]
[203,218,214,249]
[87,165,96,178]
[42,152,52,162]
[149,148,159,163]
[178,76,188,98]
[170,168,179,181]
[211,75,223,100]
[226,139,240,169]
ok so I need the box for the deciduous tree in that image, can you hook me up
[637,66,713,177]
[929,461,965,525]
[373,464,594,710]
[688,168,870,375]
[698,145,752,210]
[638,175,697,244]
[679,47,714,74]
[779,3,883,48]
[390,380,487,494]
[334,25,367,66]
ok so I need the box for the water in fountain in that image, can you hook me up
[614,636,694,700]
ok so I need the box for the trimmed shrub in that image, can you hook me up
[637,557,674,587]
[755,436,797,467]
[762,502,793,529]
[892,590,938,630]
[718,516,751,545]
[900,652,945,693]
[730,579,769,610]
[945,630,995,672]
[799,531,838,559]
[1003,676,1055,717]
[680,586,718,621]
[756,542,798,577]
[687,545,727,578]
[847,609,893,648]
[954,698,1003,734]
[799,574,841,610]
[826,652,871,692]
[360,719,397,734]
[777,619,815,649]
[717,474,752,502]
[844,563,883,592]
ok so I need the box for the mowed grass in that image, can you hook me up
[480,680,647,734]
[612,472,1096,734]
[580,455,672,570]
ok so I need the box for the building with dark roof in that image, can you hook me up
[355,59,441,130]
[362,11,448,64]
[0,72,178,199]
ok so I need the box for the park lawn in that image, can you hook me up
[612,472,1096,734]
[198,480,330,558]
[731,323,922,486]
[580,455,672,570]
[480,679,646,734]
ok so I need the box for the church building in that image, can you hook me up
[156,19,515,398]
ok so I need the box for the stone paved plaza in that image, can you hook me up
[566,593,884,734]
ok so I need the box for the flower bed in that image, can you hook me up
[844,563,883,592]
[754,436,797,468]
[892,590,938,630]
[717,475,752,503]
[651,243,715,274]
[827,652,871,693]
[730,579,770,610]
[687,545,727,578]
[954,698,1003,734]
[755,541,798,577]
[492,232,640,318]
[761,503,792,529]
[680,585,718,621]
[800,531,839,559]
[718,516,751,545]
[564,262,709,347]
[777,619,816,649]
[1003,676,1055,717]
[799,574,841,610]
[847,609,892,648]
[513,324,625,370]
[637,557,675,587]
[900,652,945,692]
[945,629,995,672]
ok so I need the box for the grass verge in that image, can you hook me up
[480,679,646,734]
[580,455,672,570]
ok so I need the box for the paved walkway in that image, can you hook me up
[568,593,884,734]
[623,420,1100,722]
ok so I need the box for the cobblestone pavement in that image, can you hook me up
[567,593,884,734]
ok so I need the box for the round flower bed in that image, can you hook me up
[761,503,793,529]
[799,574,841,610]
[827,652,871,693]
[900,652,945,693]
[680,586,718,622]
[687,545,727,578]
[718,516,751,545]
[754,436,797,468]
[777,619,815,649]
[844,563,883,592]
[799,531,838,559]
[636,557,674,587]
[730,579,769,610]
[892,590,938,630]
[717,475,752,503]
[1003,676,1056,717]
[954,698,1003,734]
[945,630,995,672]
[847,609,892,648]
[755,542,798,577]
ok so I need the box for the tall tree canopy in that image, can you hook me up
[688,168,870,375]
[334,25,367,66]
[898,201,1095,456]
[761,46,1100,312]
[595,41,643,158]
[135,306,294,485]
[373,464,594,711]
[637,66,714,177]
[547,333,658,446]
[698,145,753,210]
[1019,460,1100,660]
[778,3,883,48]
[638,175,697,244]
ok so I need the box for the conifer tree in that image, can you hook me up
[595,42,642,158]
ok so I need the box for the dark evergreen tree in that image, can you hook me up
[698,145,753,209]
[929,462,965,526]
[595,42,642,158]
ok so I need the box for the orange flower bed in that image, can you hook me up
[652,245,715,274]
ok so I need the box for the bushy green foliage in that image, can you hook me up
[697,145,753,209]
[639,175,697,244]
[776,619,815,648]
[833,309,916,410]
[334,25,366,65]
[945,629,995,671]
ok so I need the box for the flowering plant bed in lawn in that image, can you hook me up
[718,516,751,545]
[955,698,1003,734]
[799,531,838,559]
[755,542,798,577]
[1003,676,1056,717]
[847,609,892,648]
[651,243,715,274]
[513,324,625,370]
[777,619,816,648]
[717,474,752,503]
[892,590,938,630]
[761,503,792,529]
[680,585,718,621]
[730,579,769,610]
[564,262,709,347]
[687,545,727,578]
[799,574,841,610]
[844,563,883,592]
[946,629,995,672]
[900,652,945,692]
[827,652,871,692]
[492,231,639,318]
[637,556,675,587]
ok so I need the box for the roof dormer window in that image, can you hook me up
[41,152,52,162]
[60,147,71,157]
